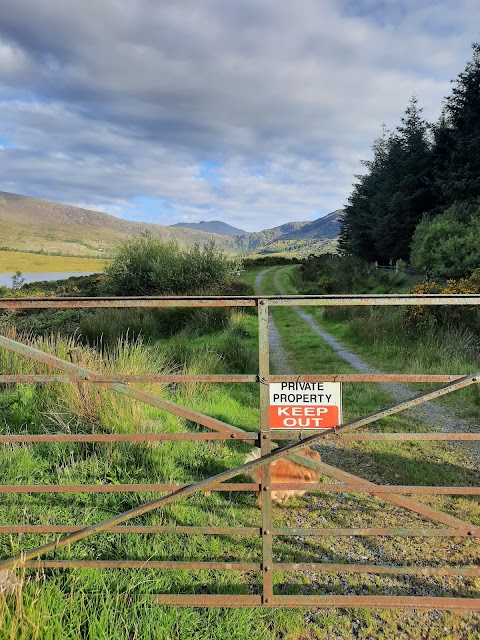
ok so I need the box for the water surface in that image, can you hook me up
[0,272,95,287]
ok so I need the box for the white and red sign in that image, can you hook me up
[269,382,342,429]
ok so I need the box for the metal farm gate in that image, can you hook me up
[0,293,479,610]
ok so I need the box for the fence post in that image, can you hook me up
[258,298,273,605]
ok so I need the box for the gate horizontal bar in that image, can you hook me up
[268,484,480,494]
[269,374,466,383]
[267,294,480,306]
[2,432,477,444]
[276,563,480,577]
[0,525,261,535]
[2,525,478,537]
[0,374,468,384]
[272,431,480,441]
[322,432,480,442]
[21,561,480,578]
[24,560,260,570]
[0,374,257,384]
[0,483,259,493]
[4,482,472,495]
[0,433,258,443]
[149,595,480,610]
[273,527,480,537]
[2,294,480,309]
[0,296,258,309]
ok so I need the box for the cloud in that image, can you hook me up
[0,0,478,230]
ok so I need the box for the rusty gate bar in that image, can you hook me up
[0,433,258,443]
[2,293,480,309]
[148,595,480,610]
[2,525,479,536]
[1,432,479,444]
[19,561,480,577]
[258,299,273,605]
[1,370,478,573]
[0,373,468,383]
[0,293,479,611]
[1,483,479,495]
[272,431,480,441]
[0,374,257,383]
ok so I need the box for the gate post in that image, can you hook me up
[258,299,273,605]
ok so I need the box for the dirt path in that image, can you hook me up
[258,266,479,465]
[255,269,294,375]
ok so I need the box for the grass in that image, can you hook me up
[0,250,108,274]
[0,280,479,638]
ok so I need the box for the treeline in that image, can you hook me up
[340,42,480,279]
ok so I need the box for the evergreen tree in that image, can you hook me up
[436,42,480,203]
[374,96,434,261]
[341,97,434,262]
[339,129,389,260]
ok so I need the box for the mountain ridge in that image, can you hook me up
[170,220,246,236]
[0,190,342,258]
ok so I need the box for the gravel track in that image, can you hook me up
[258,267,479,466]
[255,269,294,375]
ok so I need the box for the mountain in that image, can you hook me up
[0,191,231,256]
[0,190,342,258]
[170,220,246,236]
[234,210,343,257]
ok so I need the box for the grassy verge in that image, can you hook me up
[0,251,108,274]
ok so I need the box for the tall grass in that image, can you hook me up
[0,326,172,433]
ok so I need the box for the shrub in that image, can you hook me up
[404,268,480,332]
[101,235,235,296]
[410,202,480,278]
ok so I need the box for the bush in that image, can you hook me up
[404,269,480,332]
[298,253,408,295]
[101,235,235,296]
[410,202,480,278]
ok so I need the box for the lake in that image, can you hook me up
[0,272,95,287]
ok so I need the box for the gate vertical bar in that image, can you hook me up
[258,299,273,605]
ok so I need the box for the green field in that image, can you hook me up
[0,250,108,273]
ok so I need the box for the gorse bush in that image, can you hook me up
[404,268,480,332]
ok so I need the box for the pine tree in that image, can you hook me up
[339,129,389,260]
[341,97,434,263]
[374,96,434,261]
[436,42,480,203]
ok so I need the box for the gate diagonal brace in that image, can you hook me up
[0,370,478,571]
[0,334,249,439]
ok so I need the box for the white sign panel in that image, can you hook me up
[269,381,342,429]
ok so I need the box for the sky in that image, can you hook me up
[0,1,479,232]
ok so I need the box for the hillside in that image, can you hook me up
[0,191,232,256]
[0,191,342,259]
[234,210,343,257]
[170,220,246,235]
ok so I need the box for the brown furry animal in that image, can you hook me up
[245,447,321,506]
